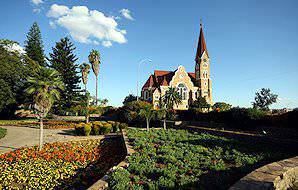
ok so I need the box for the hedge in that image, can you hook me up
[75,121,128,136]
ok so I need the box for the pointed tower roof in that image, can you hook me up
[195,20,208,62]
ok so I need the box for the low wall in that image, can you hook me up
[87,130,134,190]
[229,156,298,190]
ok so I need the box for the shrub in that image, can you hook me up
[101,123,112,135]
[119,123,128,130]
[92,121,102,135]
[84,123,92,136]
[75,123,85,135]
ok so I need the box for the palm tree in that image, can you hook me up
[101,98,108,106]
[160,86,182,129]
[26,67,64,150]
[162,86,182,110]
[139,104,155,131]
[79,62,91,95]
[88,50,101,105]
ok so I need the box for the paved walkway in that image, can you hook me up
[0,126,104,154]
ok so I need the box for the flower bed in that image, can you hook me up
[0,120,76,129]
[0,138,126,189]
[75,121,128,136]
[109,128,293,189]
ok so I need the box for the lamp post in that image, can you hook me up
[137,58,152,101]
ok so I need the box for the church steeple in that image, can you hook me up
[195,20,208,62]
[194,19,212,105]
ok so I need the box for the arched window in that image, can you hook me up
[177,83,188,100]
[202,70,208,78]
[144,90,149,100]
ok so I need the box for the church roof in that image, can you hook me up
[195,21,208,62]
[142,70,197,90]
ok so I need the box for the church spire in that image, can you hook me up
[195,19,208,62]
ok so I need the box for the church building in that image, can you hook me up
[141,22,212,110]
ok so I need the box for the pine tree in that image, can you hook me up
[48,37,81,114]
[24,22,46,66]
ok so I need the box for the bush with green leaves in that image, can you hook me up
[74,120,128,136]
[109,128,293,189]
[83,123,92,136]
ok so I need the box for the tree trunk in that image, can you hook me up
[86,114,89,123]
[39,117,44,151]
[95,75,98,106]
[146,118,149,131]
[163,119,166,130]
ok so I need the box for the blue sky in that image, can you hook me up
[1,0,298,108]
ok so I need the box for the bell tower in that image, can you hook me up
[195,20,212,104]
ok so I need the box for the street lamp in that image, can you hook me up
[137,58,152,101]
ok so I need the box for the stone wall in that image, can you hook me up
[229,156,298,190]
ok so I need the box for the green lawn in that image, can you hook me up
[0,127,7,139]
[109,128,294,189]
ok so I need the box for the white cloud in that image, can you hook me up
[33,8,41,13]
[102,41,112,47]
[1,42,26,55]
[47,4,69,18]
[47,4,127,47]
[120,9,134,20]
[31,0,43,5]
[49,21,56,29]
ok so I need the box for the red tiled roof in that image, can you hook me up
[142,70,197,90]
[154,70,171,76]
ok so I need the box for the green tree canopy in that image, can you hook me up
[26,66,64,150]
[253,88,278,111]
[24,22,46,66]
[162,87,182,110]
[139,104,154,131]
[123,94,138,105]
[48,37,81,114]
[212,102,232,112]
[190,96,210,111]
[0,39,37,118]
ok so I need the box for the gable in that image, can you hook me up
[169,66,195,89]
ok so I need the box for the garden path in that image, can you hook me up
[0,126,104,154]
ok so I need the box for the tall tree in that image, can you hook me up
[26,67,64,150]
[253,88,278,111]
[24,22,46,66]
[0,39,37,118]
[49,37,81,114]
[160,87,182,129]
[79,62,91,94]
[88,50,101,105]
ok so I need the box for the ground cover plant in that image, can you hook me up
[75,121,128,136]
[0,127,7,139]
[109,128,294,190]
[0,138,126,189]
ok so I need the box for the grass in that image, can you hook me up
[0,127,7,139]
[109,128,295,190]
